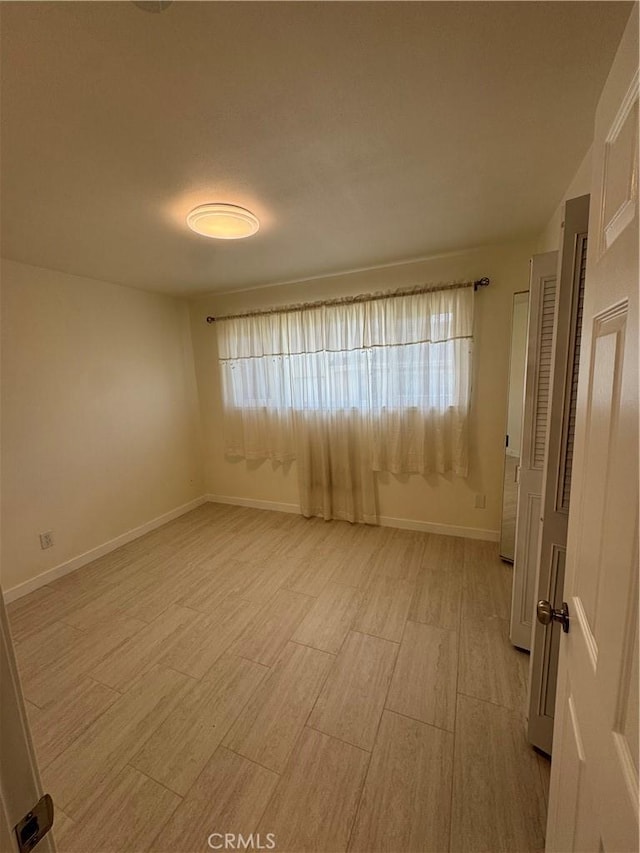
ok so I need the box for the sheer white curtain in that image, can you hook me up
[217,285,474,523]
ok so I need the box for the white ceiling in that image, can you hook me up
[0,1,632,296]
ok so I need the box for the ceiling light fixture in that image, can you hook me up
[186,204,260,240]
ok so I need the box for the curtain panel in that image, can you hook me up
[216,286,474,522]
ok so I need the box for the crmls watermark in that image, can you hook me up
[207,833,276,850]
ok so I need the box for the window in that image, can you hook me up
[216,284,473,481]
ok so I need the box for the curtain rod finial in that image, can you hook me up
[473,277,490,291]
[206,316,215,324]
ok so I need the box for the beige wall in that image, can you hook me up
[191,238,536,537]
[538,145,593,252]
[1,260,204,593]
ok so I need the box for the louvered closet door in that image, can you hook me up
[528,194,590,755]
[509,251,558,652]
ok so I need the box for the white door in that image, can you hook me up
[0,590,56,852]
[546,8,639,853]
[510,251,558,651]
[499,291,530,563]
[528,194,590,755]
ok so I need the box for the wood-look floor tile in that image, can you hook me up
[7,586,79,644]
[410,565,462,630]
[292,582,361,654]
[331,554,375,589]
[9,504,549,853]
[131,655,267,795]
[160,598,263,679]
[537,751,551,802]
[22,616,146,708]
[224,641,334,773]
[62,570,158,632]
[333,527,389,588]
[285,548,341,597]
[352,575,414,642]
[90,605,200,690]
[349,710,453,852]
[43,666,190,816]
[257,727,369,853]
[179,559,257,614]
[235,557,297,604]
[234,526,291,564]
[308,631,398,751]
[312,516,356,551]
[156,747,279,853]
[281,518,337,561]
[26,678,120,769]
[70,552,152,591]
[462,538,500,569]
[372,529,424,582]
[121,561,204,623]
[458,613,529,712]
[229,588,314,667]
[55,559,129,591]
[462,540,512,619]
[386,620,458,731]
[13,620,84,684]
[451,694,547,852]
[52,809,76,852]
[422,533,465,570]
[53,764,181,853]
[50,553,125,592]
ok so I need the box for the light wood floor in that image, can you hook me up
[8,503,550,853]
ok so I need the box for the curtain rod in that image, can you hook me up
[205,277,490,324]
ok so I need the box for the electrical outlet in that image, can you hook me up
[39,531,54,550]
[474,494,486,509]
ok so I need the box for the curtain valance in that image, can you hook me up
[216,287,473,359]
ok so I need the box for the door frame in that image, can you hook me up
[0,590,57,853]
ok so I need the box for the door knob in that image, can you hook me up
[536,600,570,633]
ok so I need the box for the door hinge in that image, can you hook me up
[14,794,54,853]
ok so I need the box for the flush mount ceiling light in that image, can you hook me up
[186,204,260,240]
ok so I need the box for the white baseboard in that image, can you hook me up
[3,496,208,603]
[207,493,300,515]
[378,514,499,541]
[207,494,499,542]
